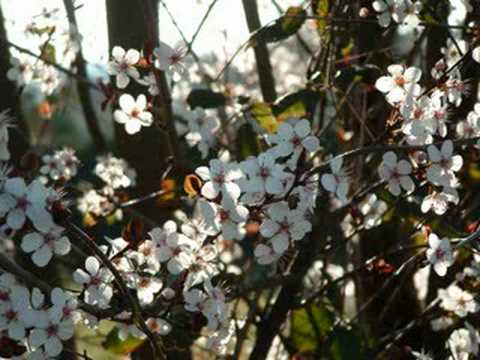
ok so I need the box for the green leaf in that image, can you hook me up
[334,65,382,91]
[236,123,260,160]
[291,305,334,352]
[328,326,366,360]
[311,0,330,37]
[186,89,227,109]
[250,101,278,133]
[251,6,307,44]
[273,89,320,121]
[40,43,56,64]
[102,328,145,355]
[430,218,465,239]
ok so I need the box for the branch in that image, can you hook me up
[142,0,181,169]
[242,0,277,103]
[308,136,480,177]
[63,0,107,153]
[67,222,166,359]
[7,40,99,91]
[249,222,323,358]
[0,250,115,319]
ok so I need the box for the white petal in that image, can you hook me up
[125,120,142,135]
[85,256,100,276]
[21,232,43,253]
[73,269,90,284]
[201,181,219,199]
[7,208,25,230]
[116,73,130,89]
[54,237,71,256]
[125,49,140,65]
[375,76,395,93]
[119,94,135,113]
[32,246,53,267]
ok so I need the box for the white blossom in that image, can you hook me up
[267,119,319,168]
[21,224,71,267]
[375,65,422,104]
[426,140,463,187]
[154,41,187,80]
[107,46,140,89]
[73,257,114,309]
[321,157,349,203]
[260,202,311,255]
[426,233,453,277]
[378,151,414,196]
[95,154,136,189]
[114,94,153,135]
[0,178,53,232]
[196,159,243,202]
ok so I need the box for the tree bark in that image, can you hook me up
[63,0,107,153]
[106,0,178,223]
[242,0,277,103]
[0,4,29,164]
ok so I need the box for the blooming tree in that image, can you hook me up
[0,0,480,359]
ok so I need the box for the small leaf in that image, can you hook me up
[291,305,334,352]
[273,89,320,121]
[236,123,260,160]
[186,89,227,109]
[122,219,144,247]
[40,43,56,64]
[103,328,144,355]
[252,6,307,44]
[184,174,203,197]
[311,0,330,37]
[251,102,278,133]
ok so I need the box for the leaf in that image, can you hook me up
[328,326,366,360]
[468,162,480,182]
[311,0,330,37]
[27,25,54,36]
[40,43,56,64]
[184,174,203,197]
[236,123,260,160]
[334,65,382,91]
[430,218,465,238]
[103,328,144,355]
[186,89,227,109]
[251,6,307,44]
[291,305,334,352]
[272,89,320,121]
[250,102,278,133]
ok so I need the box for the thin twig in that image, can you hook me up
[67,222,165,359]
[63,0,107,152]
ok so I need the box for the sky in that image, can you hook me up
[1,0,302,64]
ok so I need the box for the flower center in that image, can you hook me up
[291,136,301,147]
[213,174,225,185]
[279,220,290,233]
[395,76,405,87]
[5,309,16,321]
[47,325,58,337]
[16,196,30,210]
[435,248,445,259]
[139,278,150,288]
[0,291,9,301]
[169,51,183,65]
[219,209,230,222]
[130,108,140,118]
[259,167,270,179]
[413,108,424,119]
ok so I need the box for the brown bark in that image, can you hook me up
[242,0,277,103]
[106,0,178,223]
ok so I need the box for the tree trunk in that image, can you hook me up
[106,0,178,224]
